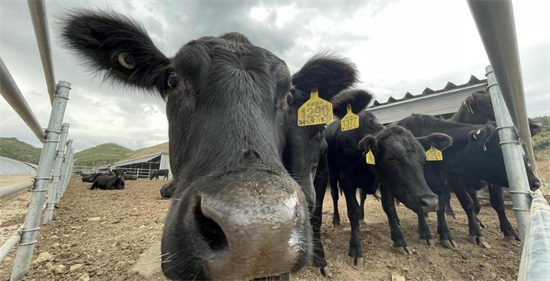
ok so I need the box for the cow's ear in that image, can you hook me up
[291,54,358,105]
[61,9,170,94]
[358,135,378,157]
[417,133,453,151]
[468,125,495,150]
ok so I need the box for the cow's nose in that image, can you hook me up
[530,178,542,191]
[420,195,438,213]
[196,186,307,279]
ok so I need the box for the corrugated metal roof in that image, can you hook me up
[114,152,167,166]
[0,156,37,175]
[371,75,486,107]
[367,75,488,124]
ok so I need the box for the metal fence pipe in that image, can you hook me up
[10,81,71,281]
[0,182,33,200]
[467,0,536,168]
[0,227,23,263]
[0,57,45,141]
[517,190,550,281]
[42,123,69,224]
[56,140,72,205]
[61,148,75,197]
[27,0,55,105]
[486,66,531,242]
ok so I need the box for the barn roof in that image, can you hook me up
[368,75,488,124]
[114,152,167,166]
[0,156,37,175]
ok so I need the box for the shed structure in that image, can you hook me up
[113,152,171,179]
[0,156,37,175]
[368,75,487,124]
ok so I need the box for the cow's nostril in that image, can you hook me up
[531,180,542,191]
[195,200,228,251]
[420,196,438,213]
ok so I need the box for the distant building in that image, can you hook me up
[112,152,171,179]
[0,156,37,175]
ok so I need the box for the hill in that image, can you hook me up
[127,142,169,159]
[532,116,550,160]
[73,143,133,166]
[0,137,41,164]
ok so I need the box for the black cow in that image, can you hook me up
[90,169,126,190]
[451,90,543,136]
[447,90,542,240]
[149,169,169,180]
[397,114,540,248]
[81,173,101,182]
[62,9,360,280]
[123,174,138,180]
[160,181,175,199]
[315,96,451,267]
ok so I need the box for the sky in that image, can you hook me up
[1,0,549,152]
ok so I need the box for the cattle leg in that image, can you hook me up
[380,186,411,255]
[342,179,364,269]
[436,189,457,248]
[417,213,434,246]
[359,189,367,223]
[451,179,489,247]
[468,188,486,228]
[488,184,519,240]
[311,161,331,277]
[444,192,456,219]
[330,177,341,227]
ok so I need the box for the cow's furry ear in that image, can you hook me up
[331,89,373,119]
[417,133,453,151]
[468,124,495,149]
[358,135,377,157]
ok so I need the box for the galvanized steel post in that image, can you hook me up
[42,123,70,224]
[10,81,71,281]
[485,66,531,242]
[62,148,75,197]
[56,139,73,205]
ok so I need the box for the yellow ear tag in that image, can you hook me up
[426,145,443,161]
[340,104,360,132]
[365,149,375,165]
[483,144,487,151]
[297,89,333,126]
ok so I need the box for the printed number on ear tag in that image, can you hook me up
[341,104,359,132]
[426,146,443,161]
[297,89,333,126]
[365,149,375,165]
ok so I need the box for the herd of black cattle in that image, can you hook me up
[64,9,542,280]
[80,168,169,190]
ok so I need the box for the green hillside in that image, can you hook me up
[127,142,169,159]
[532,115,550,160]
[0,137,41,164]
[73,143,133,166]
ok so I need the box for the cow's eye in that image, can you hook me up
[167,71,179,88]
[286,92,294,105]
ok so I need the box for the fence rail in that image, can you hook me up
[0,1,75,280]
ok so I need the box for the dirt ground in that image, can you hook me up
[0,175,548,281]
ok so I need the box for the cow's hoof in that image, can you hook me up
[440,239,457,249]
[346,257,364,270]
[418,239,435,246]
[393,246,412,255]
[314,267,332,278]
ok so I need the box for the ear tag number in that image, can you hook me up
[297,89,333,126]
[365,149,375,165]
[426,145,443,161]
[341,104,359,131]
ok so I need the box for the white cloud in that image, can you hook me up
[0,0,548,153]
